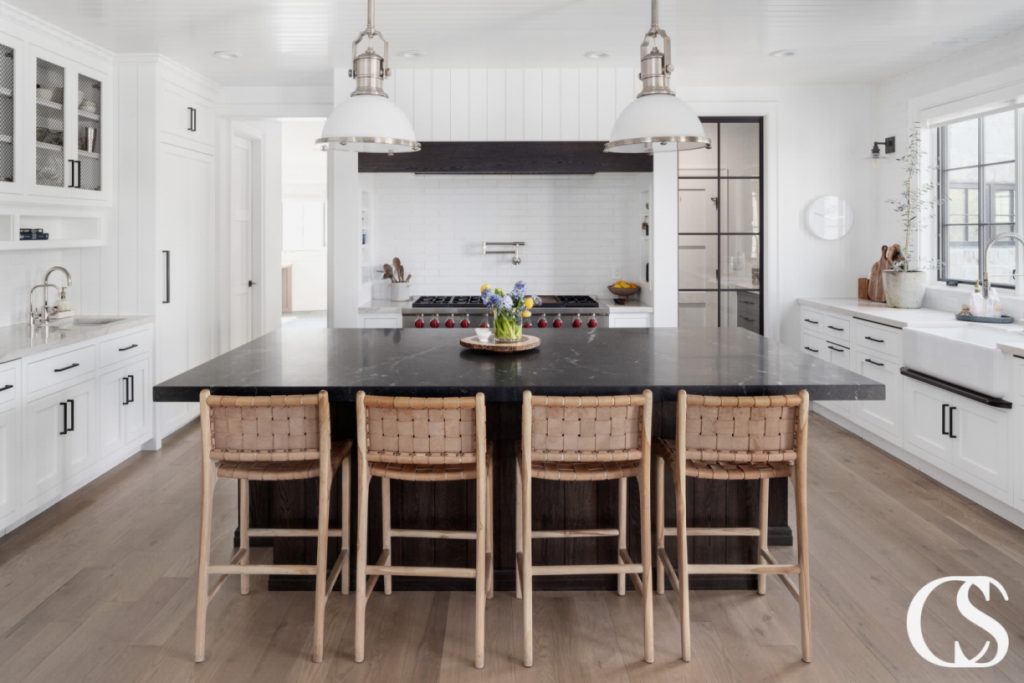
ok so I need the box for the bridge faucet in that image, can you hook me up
[29,283,59,326]
[982,234,1024,298]
[43,266,72,312]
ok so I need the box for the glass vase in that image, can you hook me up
[492,309,523,342]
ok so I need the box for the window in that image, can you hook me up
[938,109,1018,287]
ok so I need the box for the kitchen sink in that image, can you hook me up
[70,317,124,326]
[902,325,1024,398]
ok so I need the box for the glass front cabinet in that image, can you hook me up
[0,34,110,201]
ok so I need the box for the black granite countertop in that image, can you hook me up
[153,328,884,402]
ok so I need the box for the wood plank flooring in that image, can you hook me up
[1,415,1023,681]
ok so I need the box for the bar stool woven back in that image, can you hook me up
[363,395,479,468]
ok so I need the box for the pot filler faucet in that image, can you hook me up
[981,234,1024,298]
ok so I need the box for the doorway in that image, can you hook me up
[228,128,262,348]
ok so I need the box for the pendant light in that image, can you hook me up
[318,0,420,153]
[606,0,708,153]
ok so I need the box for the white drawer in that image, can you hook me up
[853,318,902,360]
[800,307,826,335]
[0,360,19,409]
[99,328,152,367]
[800,330,826,358]
[821,314,851,344]
[26,345,96,395]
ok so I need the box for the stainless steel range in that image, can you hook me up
[401,295,607,329]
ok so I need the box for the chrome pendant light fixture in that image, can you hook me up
[606,0,708,153]
[318,0,420,153]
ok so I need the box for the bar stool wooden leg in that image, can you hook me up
[515,460,523,600]
[474,456,487,669]
[194,466,215,663]
[617,477,627,597]
[486,452,495,599]
[312,465,331,663]
[354,459,370,664]
[656,455,665,595]
[674,461,691,662]
[757,477,769,596]
[522,456,534,667]
[382,477,392,596]
[640,391,654,664]
[795,468,812,662]
[239,479,250,596]
[341,455,351,595]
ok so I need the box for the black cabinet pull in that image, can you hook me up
[118,343,139,352]
[129,374,135,404]
[68,399,75,432]
[803,318,819,325]
[122,377,130,406]
[948,406,957,439]
[864,336,884,343]
[827,325,844,332]
[865,358,884,367]
[162,250,171,303]
[0,384,12,393]
[941,403,949,436]
[60,401,68,435]
[53,362,80,373]
[827,345,845,353]
[803,346,819,353]
[76,160,82,188]
[187,106,197,132]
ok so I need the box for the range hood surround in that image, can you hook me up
[357,142,654,175]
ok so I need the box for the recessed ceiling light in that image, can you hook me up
[213,51,241,60]
[768,49,796,58]
[584,51,610,60]
[399,50,423,59]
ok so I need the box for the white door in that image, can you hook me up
[0,407,20,525]
[229,132,257,349]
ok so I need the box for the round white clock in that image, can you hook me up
[805,195,853,240]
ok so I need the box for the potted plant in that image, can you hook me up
[882,125,940,308]
[480,281,535,342]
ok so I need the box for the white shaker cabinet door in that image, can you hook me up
[950,400,1011,502]
[0,408,20,526]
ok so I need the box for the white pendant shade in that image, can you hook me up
[606,93,709,153]
[318,94,420,153]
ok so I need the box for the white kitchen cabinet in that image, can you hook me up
[849,351,902,444]
[0,33,22,195]
[607,311,653,328]
[951,399,1010,501]
[0,406,21,528]
[24,378,94,506]
[902,377,956,467]
[1014,357,1024,513]
[159,78,216,154]
[359,313,402,329]
[99,359,150,455]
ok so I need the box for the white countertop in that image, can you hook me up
[0,316,153,365]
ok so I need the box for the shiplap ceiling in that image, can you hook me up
[7,0,1024,87]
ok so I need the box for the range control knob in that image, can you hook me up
[460,315,471,328]
[479,318,490,328]
[429,315,440,329]
[587,314,598,328]
[537,315,549,329]
[414,316,425,329]
[553,314,564,329]
[571,314,583,328]
[445,316,456,328]
[523,319,533,328]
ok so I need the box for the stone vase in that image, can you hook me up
[881,269,927,309]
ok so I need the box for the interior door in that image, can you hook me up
[229,133,255,349]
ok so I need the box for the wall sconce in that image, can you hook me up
[871,136,896,159]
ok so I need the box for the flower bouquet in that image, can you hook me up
[480,281,536,342]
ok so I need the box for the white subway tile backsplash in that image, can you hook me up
[367,173,651,298]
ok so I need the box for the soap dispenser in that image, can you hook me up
[988,286,1002,318]
[52,286,73,320]
[970,282,985,317]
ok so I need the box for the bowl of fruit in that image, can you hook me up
[608,280,641,304]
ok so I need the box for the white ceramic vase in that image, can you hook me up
[881,270,927,309]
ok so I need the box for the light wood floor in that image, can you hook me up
[2,415,1023,681]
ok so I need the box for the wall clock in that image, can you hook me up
[805,195,853,240]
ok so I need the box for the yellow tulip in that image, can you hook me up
[480,283,490,293]
[524,296,534,309]
[522,309,531,318]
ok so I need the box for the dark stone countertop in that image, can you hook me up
[153,327,884,403]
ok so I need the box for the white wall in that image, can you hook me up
[367,173,649,298]
[280,119,327,312]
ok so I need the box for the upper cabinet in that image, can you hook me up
[158,72,216,155]
[0,25,112,205]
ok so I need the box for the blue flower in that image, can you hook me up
[501,295,514,310]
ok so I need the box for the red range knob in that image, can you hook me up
[553,317,563,328]
[587,317,598,328]
[479,320,490,328]
[538,318,549,328]
[460,318,471,328]
[523,321,533,328]
[414,318,425,328]
[572,318,582,328]
[429,317,440,329]
[445,317,456,328]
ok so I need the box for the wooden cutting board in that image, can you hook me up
[459,335,541,353]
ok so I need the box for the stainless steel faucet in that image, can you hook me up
[29,283,59,326]
[982,234,1024,297]
[43,266,72,311]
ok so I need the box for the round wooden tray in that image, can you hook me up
[459,335,541,353]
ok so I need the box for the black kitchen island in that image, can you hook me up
[155,327,883,590]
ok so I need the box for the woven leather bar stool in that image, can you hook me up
[194,390,351,664]
[354,392,493,669]
[516,391,654,667]
[655,391,811,663]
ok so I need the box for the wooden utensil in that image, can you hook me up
[382,264,394,281]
